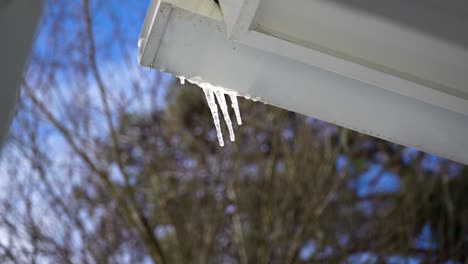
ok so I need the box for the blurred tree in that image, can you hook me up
[0,0,466,263]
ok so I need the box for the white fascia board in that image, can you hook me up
[138,0,468,165]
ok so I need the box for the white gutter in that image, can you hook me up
[138,0,468,165]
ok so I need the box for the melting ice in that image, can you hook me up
[214,90,235,142]
[180,76,243,147]
[202,88,225,146]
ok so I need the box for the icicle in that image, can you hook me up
[215,90,235,142]
[228,93,242,125]
[202,88,224,147]
[179,77,185,85]
[186,76,248,147]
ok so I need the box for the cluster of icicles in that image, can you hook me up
[179,77,242,146]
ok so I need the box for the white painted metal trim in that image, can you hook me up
[235,30,468,117]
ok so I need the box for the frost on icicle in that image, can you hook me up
[214,90,235,142]
[202,88,224,146]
